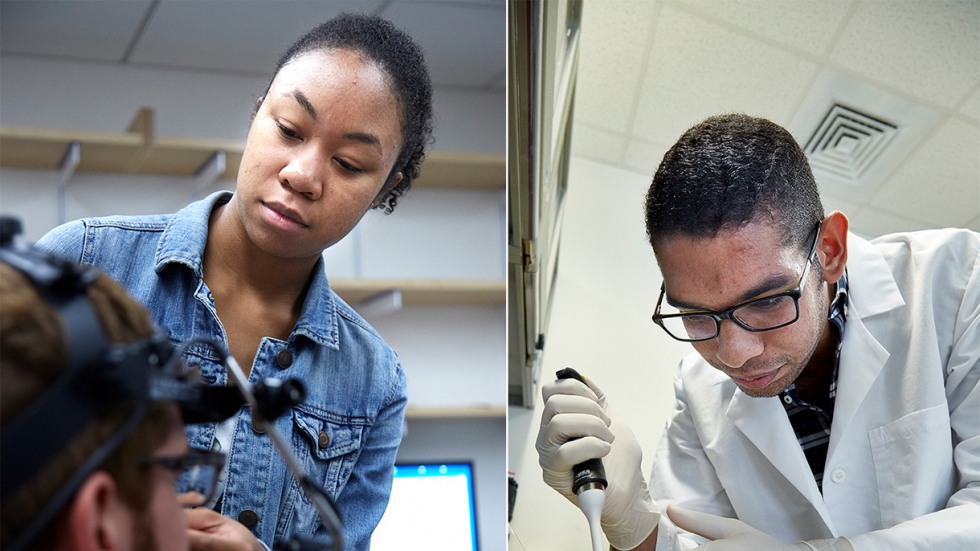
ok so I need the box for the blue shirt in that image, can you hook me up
[37,191,407,550]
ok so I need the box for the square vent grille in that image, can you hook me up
[787,68,941,204]
[803,104,898,185]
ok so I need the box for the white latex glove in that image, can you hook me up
[536,376,661,550]
[667,504,855,551]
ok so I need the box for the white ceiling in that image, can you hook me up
[0,0,505,91]
[570,0,980,238]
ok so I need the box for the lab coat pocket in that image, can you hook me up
[869,403,955,527]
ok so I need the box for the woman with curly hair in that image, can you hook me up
[38,12,433,551]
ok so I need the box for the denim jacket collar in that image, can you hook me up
[153,191,338,349]
[154,191,228,277]
[295,257,339,349]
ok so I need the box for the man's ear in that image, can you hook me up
[818,211,848,283]
[66,471,131,551]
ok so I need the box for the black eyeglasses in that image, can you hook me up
[142,448,226,508]
[652,226,821,342]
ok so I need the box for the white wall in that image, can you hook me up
[0,56,504,151]
[508,156,692,550]
[0,54,507,550]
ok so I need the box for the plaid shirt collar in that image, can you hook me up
[778,269,849,490]
[782,268,849,402]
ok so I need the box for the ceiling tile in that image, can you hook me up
[129,1,374,75]
[966,214,980,232]
[632,4,819,147]
[869,117,980,227]
[380,1,505,88]
[1,0,501,91]
[673,0,852,57]
[622,138,667,178]
[818,194,862,220]
[959,86,980,123]
[847,206,934,239]
[574,0,660,133]
[0,0,153,62]
[570,122,628,165]
[828,0,980,109]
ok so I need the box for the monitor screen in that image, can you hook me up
[370,462,478,550]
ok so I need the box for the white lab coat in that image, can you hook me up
[650,229,980,551]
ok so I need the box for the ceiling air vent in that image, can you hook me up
[787,68,941,204]
[803,104,897,185]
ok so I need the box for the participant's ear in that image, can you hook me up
[818,211,848,282]
[67,471,129,551]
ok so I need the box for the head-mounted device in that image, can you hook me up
[0,217,241,550]
[0,217,344,551]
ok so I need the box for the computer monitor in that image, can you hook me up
[370,462,479,550]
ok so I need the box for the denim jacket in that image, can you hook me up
[37,192,407,550]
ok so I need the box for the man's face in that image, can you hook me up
[138,425,191,551]
[654,222,829,397]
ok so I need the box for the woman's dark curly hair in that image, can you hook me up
[261,13,434,213]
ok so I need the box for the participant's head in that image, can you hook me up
[237,13,433,258]
[1,238,190,550]
[645,114,847,397]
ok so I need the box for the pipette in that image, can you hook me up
[556,367,607,551]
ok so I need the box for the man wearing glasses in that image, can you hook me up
[536,114,980,550]
[0,231,253,551]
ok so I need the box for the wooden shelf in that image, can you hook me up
[0,108,503,189]
[405,405,506,420]
[330,279,504,307]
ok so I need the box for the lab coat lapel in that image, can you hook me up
[826,234,903,463]
[826,312,890,461]
[726,391,834,528]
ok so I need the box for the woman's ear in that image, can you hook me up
[818,211,848,283]
[66,471,131,551]
[372,172,404,208]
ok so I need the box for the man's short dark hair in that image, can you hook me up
[644,113,824,252]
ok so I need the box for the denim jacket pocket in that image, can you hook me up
[291,407,365,496]
[287,408,366,538]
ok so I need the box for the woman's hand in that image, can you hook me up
[181,494,266,551]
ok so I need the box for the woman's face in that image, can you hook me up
[234,48,403,260]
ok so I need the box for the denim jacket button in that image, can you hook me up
[237,509,259,529]
[318,431,330,448]
[251,416,265,434]
[275,349,293,369]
